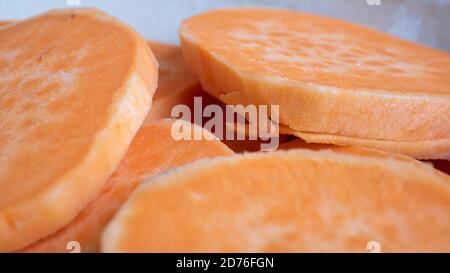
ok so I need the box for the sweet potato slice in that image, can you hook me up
[144,41,201,121]
[278,138,335,151]
[102,149,450,252]
[0,9,158,251]
[0,21,12,27]
[180,8,450,159]
[22,119,233,252]
[293,131,450,160]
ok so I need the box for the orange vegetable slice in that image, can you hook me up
[101,149,450,252]
[0,9,158,251]
[180,8,450,159]
[144,41,201,121]
[0,21,12,27]
[22,119,233,252]
[278,138,334,151]
[293,131,450,160]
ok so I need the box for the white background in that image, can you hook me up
[0,0,449,51]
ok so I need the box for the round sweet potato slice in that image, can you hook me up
[22,119,233,252]
[144,41,201,121]
[180,8,450,159]
[0,9,158,251]
[101,149,450,252]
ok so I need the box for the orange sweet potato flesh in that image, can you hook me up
[195,91,292,152]
[0,21,12,27]
[141,40,293,153]
[102,149,450,253]
[144,41,201,121]
[180,8,450,159]
[0,9,158,251]
[22,119,233,252]
[279,138,450,176]
[278,138,335,151]
[292,130,450,160]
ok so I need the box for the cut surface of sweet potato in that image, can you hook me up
[102,149,450,252]
[180,8,450,159]
[0,21,12,27]
[293,131,450,160]
[278,138,335,151]
[22,119,233,252]
[0,9,158,251]
[144,41,201,121]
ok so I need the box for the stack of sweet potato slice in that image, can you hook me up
[0,7,449,253]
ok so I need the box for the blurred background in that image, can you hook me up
[0,0,449,51]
